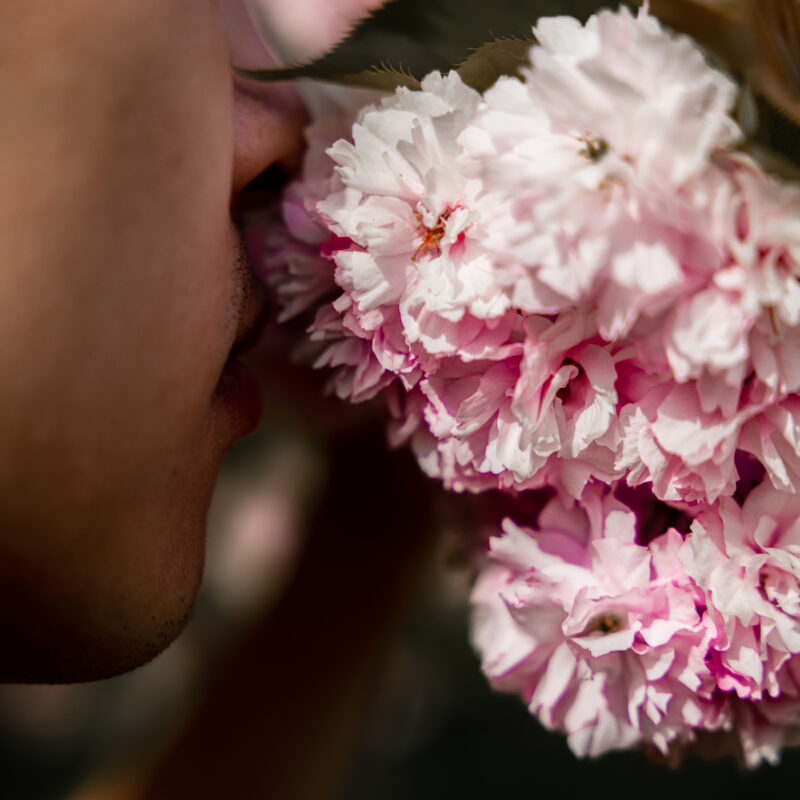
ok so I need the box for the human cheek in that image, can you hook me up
[0,1,236,470]
[0,0,239,678]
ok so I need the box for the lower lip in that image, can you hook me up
[213,357,262,438]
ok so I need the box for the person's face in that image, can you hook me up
[0,0,305,680]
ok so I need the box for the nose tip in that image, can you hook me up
[231,78,308,198]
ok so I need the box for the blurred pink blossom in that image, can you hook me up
[471,488,722,757]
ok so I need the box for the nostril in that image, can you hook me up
[231,163,291,217]
[247,162,290,192]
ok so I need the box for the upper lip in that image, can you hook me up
[231,288,269,357]
[229,223,270,359]
[227,163,293,361]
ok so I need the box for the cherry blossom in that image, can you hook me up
[471,488,722,756]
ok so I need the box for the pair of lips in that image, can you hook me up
[227,162,290,355]
[229,273,270,361]
[216,163,292,433]
[212,218,271,436]
[228,198,275,356]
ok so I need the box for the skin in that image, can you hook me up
[0,0,305,681]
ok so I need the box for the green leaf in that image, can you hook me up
[456,38,533,92]
[299,66,421,92]
[238,0,632,86]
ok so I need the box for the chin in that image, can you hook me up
[0,616,194,685]
[0,558,203,684]
[0,341,257,683]
[0,476,212,684]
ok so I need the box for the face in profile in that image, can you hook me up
[0,0,304,681]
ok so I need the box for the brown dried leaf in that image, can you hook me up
[750,0,800,95]
[744,0,800,128]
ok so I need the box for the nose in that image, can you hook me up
[221,0,307,197]
[231,78,307,196]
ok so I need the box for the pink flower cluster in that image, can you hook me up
[471,485,800,765]
[258,4,800,765]
[264,7,800,506]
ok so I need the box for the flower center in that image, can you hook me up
[583,612,624,635]
[413,208,453,262]
[579,134,608,163]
